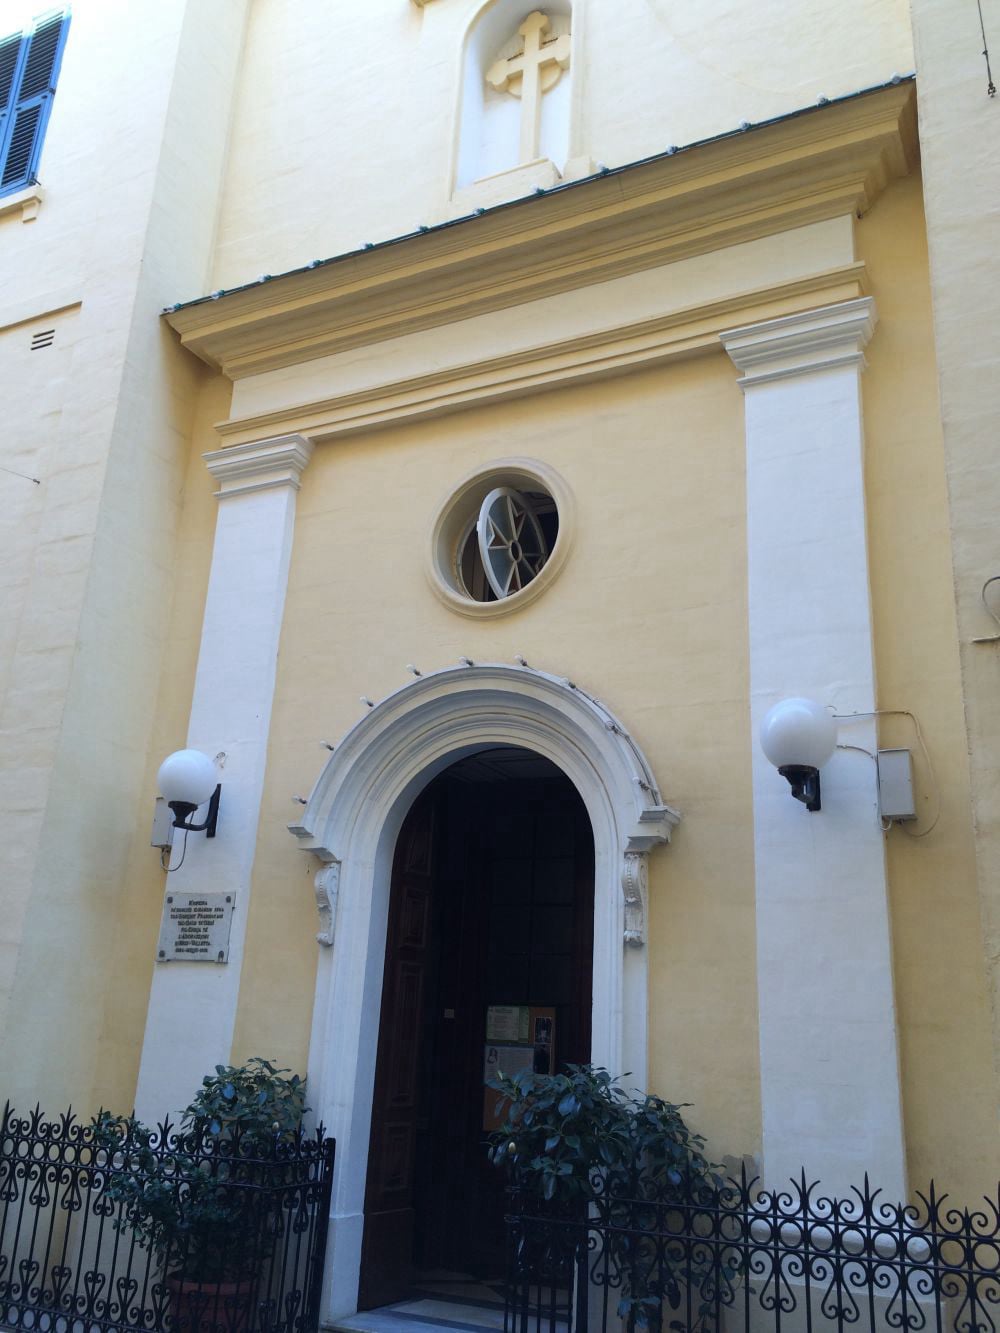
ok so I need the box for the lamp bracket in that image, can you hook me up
[777,764,822,812]
[168,784,221,837]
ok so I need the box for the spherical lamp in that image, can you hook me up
[157,749,221,833]
[760,698,837,811]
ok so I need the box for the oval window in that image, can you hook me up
[477,486,551,598]
[428,460,571,617]
[456,487,558,603]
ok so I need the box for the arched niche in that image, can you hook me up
[455,0,574,192]
[287,663,678,1319]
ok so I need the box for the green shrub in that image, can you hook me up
[488,1064,738,1331]
[92,1058,308,1283]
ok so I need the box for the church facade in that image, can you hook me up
[1,0,998,1320]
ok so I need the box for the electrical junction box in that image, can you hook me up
[151,796,175,850]
[877,748,917,822]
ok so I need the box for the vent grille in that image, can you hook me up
[30,328,55,350]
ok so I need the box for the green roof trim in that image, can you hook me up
[162,74,915,317]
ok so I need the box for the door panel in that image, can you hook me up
[360,770,594,1305]
[358,791,435,1310]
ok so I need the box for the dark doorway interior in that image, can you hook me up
[358,748,594,1311]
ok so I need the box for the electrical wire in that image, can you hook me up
[0,463,40,485]
[161,827,190,873]
[834,741,889,831]
[834,708,941,837]
[977,0,996,96]
[837,742,876,760]
[981,574,1000,633]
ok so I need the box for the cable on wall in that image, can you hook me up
[835,708,941,838]
[160,827,190,873]
[977,0,996,95]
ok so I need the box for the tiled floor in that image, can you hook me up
[331,1294,506,1332]
[331,1270,553,1333]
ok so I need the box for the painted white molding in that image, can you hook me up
[622,850,648,947]
[721,298,907,1201]
[205,434,314,497]
[721,297,876,386]
[134,434,314,1121]
[215,263,869,447]
[313,859,340,947]
[287,663,679,1320]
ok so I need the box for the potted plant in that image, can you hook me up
[93,1058,308,1333]
[487,1064,740,1332]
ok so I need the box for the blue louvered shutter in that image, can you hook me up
[0,32,24,179]
[0,11,70,195]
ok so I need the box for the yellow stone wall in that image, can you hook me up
[203,170,990,1190]
[0,0,249,1114]
[209,0,914,292]
[908,0,1000,1169]
[857,173,998,1194]
[229,355,759,1158]
[2,0,994,1206]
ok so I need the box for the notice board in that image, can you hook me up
[482,1004,555,1131]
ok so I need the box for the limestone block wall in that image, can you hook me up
[208,0,914,292]
[909,0,1000,1167]
[162,171,989,1195]
[856,173,998,1194]
[1,0,994,1212]
[0,0,248,1114]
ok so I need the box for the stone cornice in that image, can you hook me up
[214,263,869,446]
[166,84,916,380]
[203,433,314,498]
[720,296,877,386]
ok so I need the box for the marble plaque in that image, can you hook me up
[156,892,234,963]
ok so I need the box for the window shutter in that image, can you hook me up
[0,34,22,112]
[19,13,66,99]
[0,11,69,194]
[2,103,43,188]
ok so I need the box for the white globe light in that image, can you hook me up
[157,749,218,807]
[760,698,837,770]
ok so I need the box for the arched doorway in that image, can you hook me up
[358,748,594,1309]
[288,663,678,1321]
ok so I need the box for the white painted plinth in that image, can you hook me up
[721,300,907,1202]
[135,435,313,1121]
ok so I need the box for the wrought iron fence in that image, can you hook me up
[504,1167,1000,1333]
[0,1103,335,1333]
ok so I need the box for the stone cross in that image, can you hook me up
[486,12,571,165]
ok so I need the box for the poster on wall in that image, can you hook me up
[482,1004,556,1131]
[486,1004,531,1043]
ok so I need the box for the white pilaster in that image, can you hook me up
[135,435,313,1121]
[721,299,907,1200]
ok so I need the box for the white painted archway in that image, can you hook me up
[288,663,678,1320]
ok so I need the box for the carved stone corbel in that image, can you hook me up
[622,850,649,948]
[314,859,341,946]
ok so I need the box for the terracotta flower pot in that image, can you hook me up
[166,1275,256,1333]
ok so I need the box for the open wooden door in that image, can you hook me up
[358,757,594,1307]
[357,790,435,1310]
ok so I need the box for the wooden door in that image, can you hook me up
[360,772,595,1301]
[357,791,436,1310]
[416,782,594,1278]
[463,786,594,1274]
